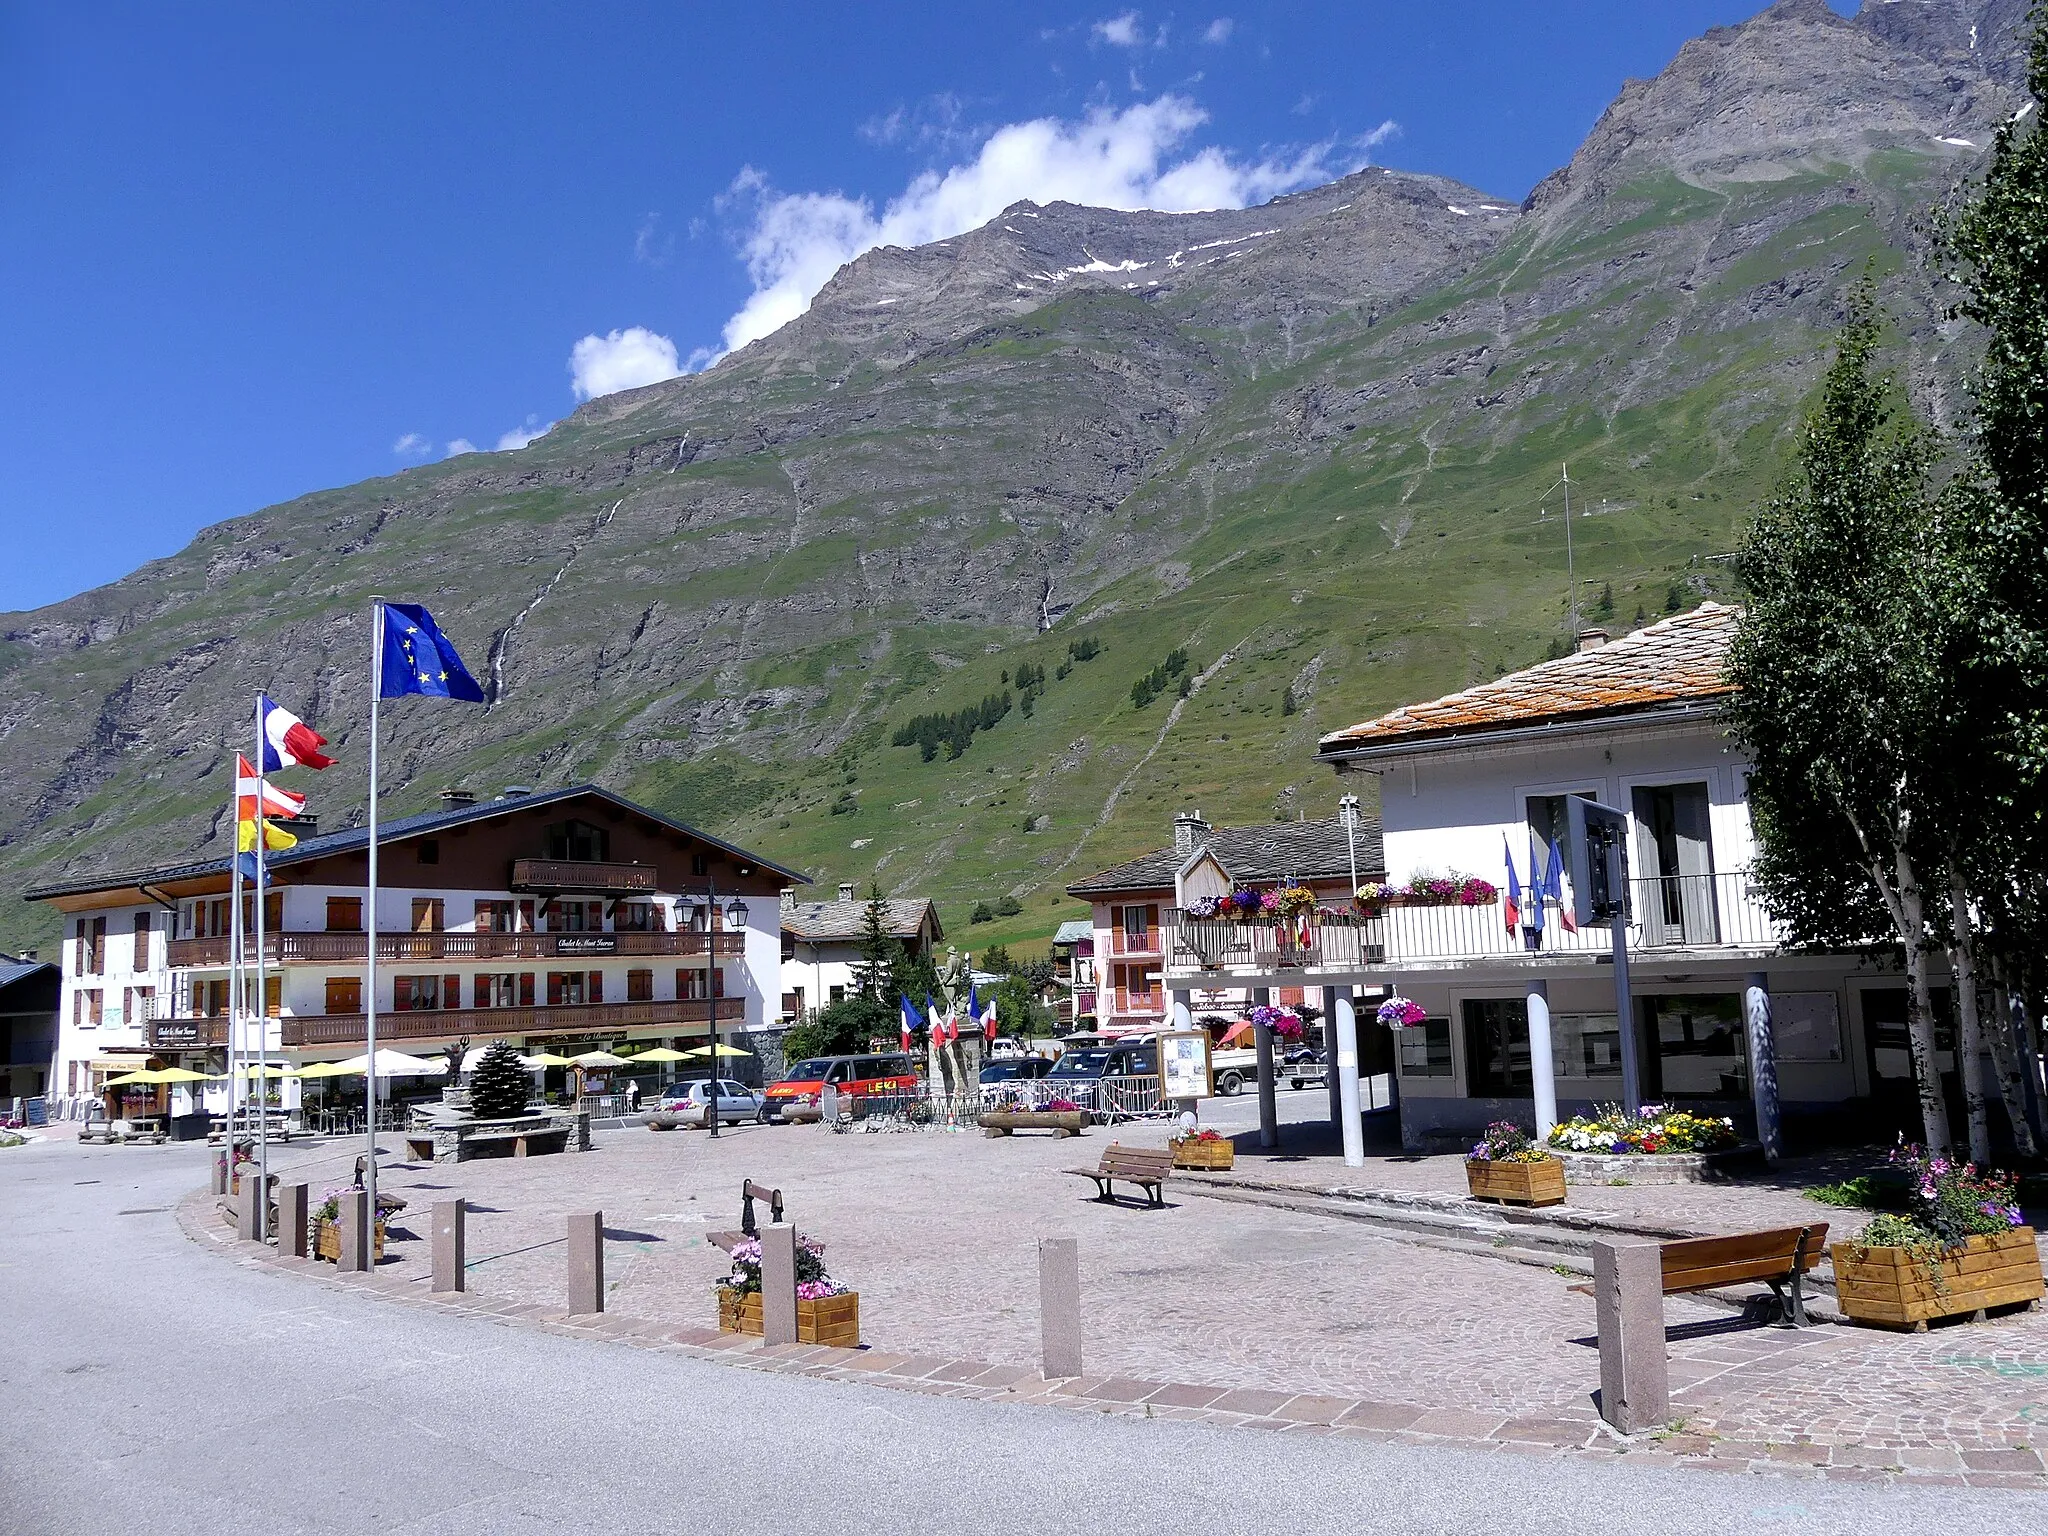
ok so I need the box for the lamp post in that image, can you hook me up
[703,881,749,1139]
[1338,793,1361,895]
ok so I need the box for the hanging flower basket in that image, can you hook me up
[1376,995,1427,1028]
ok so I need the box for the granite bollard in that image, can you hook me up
[568,1211,603,1314]
[236,1171,264,1243]
[276,1182,309,1258]
[432,1199,466,1292]
[337,1188,371,1273]
[1039,1236,1082,1379]
[1593,1237,1670,1434]
[760,1222,798,1345]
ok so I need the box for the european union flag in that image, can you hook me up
[378,602,485,702]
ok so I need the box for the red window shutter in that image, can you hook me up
[547,973,564,1006]
[713,969,725,998]
[444,974,461,1009]
[520,972,535,1007]
[589,970,603,1004]
[676,968,688,1001]
[473,975,488,1008]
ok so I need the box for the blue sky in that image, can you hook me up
[0,1,1835,614]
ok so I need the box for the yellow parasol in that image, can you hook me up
[623,1046,690,1063]
[520,1052,576,1068]
[295,1060,356,1079]
[681,1044,754,1059]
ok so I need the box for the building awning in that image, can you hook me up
[87,1053,152,1070]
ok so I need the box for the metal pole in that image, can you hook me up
[1339,794,1360,895]
[1612,911,1641,1116]
[364,597,384,1234]
[1562,462,1578,635]
[706,875,719,1138]
[1527,977,1558,1140]
[252,699,270,1238]
[228,791,243,1173]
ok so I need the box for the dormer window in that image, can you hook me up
[545,819,610,862]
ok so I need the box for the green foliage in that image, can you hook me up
[979,943,1014,973]
[970,901,994,924]
[850,887,896,1003]
[781,996,887,1062]
[893,691,1012,761]
[992,973,1053,1035]
[1281,687,1297,715]
[469,1040,531,1120]
[1594,581,1615,618]
[829,789,859,816]
[1067,637,1101,662]
[1130,647,1191,709]
[1805,1174,1909,1210]
[993,894,1022,917]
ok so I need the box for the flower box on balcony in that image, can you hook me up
[1464,1156,1566,1207]
[1831,1228,2043,1330]
[717,1287,861,1347]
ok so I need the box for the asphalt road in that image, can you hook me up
[4,1134,2045,1536]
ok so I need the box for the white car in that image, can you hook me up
[658,1078,768,1126]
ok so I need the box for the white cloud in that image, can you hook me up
[568,327,682,400]
[1202,18,1233,44]
[633,213,673,266]
[1094,10,1143,47]
[495,416,555,451]
[392,432,431,459]
[717,95,1356,356]
[444,438,478,456]
[1360,118,1400,151]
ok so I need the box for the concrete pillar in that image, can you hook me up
[568,1211,604,1314]
[1592,1238,1669,1435]
[211,1154,228,1196]
[337,1188,371,1273]
[276,1182,309,1259]
[236,1171,264,1243]
[760,1222,798,1345]
[1744,972,1781,1165]
[432,1199,466,1292]
[1328,987,1365,1168]
[1527,978,1558,1139]
[1252,986,1278,1150]
[1038,1236,1082,1379]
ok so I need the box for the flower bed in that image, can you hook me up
[1548,1104,1738,1156]
[1832,1145,2044,1329]
[1464,1121,1565,1206]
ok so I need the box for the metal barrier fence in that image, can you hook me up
[981,1074,1172,1123]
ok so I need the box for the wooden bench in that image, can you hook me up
[1573,1223,1829,1327]
[461,1126,570,1159]
[1066,1143,1174,1208]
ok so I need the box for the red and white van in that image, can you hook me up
[765,1052,921,1120]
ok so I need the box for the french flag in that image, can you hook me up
[1502,835,1523,934]
[974,982,999,1042]
[1547,836,1579,933]
[259,695,334,771]
[899,995,918,1053]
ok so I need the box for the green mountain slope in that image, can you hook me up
[0,0,2029,958]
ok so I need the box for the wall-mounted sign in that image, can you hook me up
[1157,1029,1213,1101]
[152,1021,206,1046]
[554,935,620,956]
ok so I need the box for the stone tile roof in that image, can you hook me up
[1319,603,1740,754]
[1051,919,1094,946]
[781,898,940,944]
[1067,814,1383,898]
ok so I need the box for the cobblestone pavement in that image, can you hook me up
[214,1094,2048,1489]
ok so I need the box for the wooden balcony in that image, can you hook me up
[166,930,743,968]
[509,859,657,894]
[145,998,721,1050]
[1109,929,1161,956]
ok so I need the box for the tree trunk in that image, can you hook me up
[1947,881,1993,1165]
[1981,953,2041,1160]
[1895,849,1953,1154]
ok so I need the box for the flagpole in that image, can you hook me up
[253,702,272,1237]
[364,596,384,1241]
[228,776,243,1177]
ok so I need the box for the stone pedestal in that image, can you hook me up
[276,1183,309,1258]
[432,1199,466,1292]
[1593,1238,1669,1434]
[337,1189,372,1273]
[1039,1237,1082,1379]
[760,1224,798,1345]
[568,1211,604,1314]
[236,1172,264,1243]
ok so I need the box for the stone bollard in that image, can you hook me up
[337,1188,372,1272]
[276,1183,309,1258]
[760,1223,798,1345]
[568,1211,604,1314]
[236,1172,264,1243]
[211,1155,228,1196]
[432,1199,466,1292]
[1593,1238,1670,1434]
[1038,1236,1082,1379]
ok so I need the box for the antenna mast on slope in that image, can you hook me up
[1537,463,1579,637]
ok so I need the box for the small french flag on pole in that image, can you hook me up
[1502,834,1523,934]
[258,695,334,771]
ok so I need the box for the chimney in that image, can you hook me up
[440,788,477,808]
[1576,629,1610,653]
[23,949,35,961]
[1173,809,1211,855]
[780,888,798,912]
[838,883,856,902]
[499,785,533,799]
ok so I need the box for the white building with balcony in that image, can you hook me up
[28,785,800,1123]
[1161,605,1945,1156]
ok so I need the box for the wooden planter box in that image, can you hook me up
[978,1109,1086,1138]
[313,1218,386,1264]
[1465,1156,1567,1207]
[1171,1138,1235,1170]
[1832,1227,2044,1331]
[717,1287,861,1348]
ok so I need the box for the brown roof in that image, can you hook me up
[1067,814,1383,898]
[781,898,940,944]
[1319,603,1740,755]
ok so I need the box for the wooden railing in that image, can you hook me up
[509,859,657,893]
[167,930,743,967]
[147,997,723,1050]
[1164,871,1783,980]
[1109,929,1161,956]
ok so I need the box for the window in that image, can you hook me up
[197,899,232,939]
[326,897,363,933]
[545,819,610,862]
[828,984,846,1003]
[417,838,440,865]
[475,901,516,933]
[131,913,153,972]
[547,971,589,1006]
[78,916,107,975]
[626,968,652,1002]
[125,984,154,1023]
[547,900,600,933]
[394,975,442,1011]
[412,898,445,933]
[1462,999,1533,1095]
[1398,1018,1453,1077]
[1630,782,1719,945]
[1525,791,1598,860]
[75,989,103,1028]
[691,853,708,877]
[617,903,660,932]
[1550,1013,1622,1079]
[588,970,603,1004]
[326,978,363,1015]
[519,972,535,1006]
[678,968,726,1000]
[1642,993,1746,1100]
[476,974,518,1008]
[199,979,231,1017]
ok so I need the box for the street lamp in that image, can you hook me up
[703,883,749,1140]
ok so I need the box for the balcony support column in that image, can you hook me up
[1324,986,1364,1168]
[1527,978,1558,1140]
[1253,987,1279,1150]
[1744,972,1782,1166]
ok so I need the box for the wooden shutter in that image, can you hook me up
[588,970,603,1004]
[444,974,461,1009]
[132,912,152,971]
[264,976,281,1017]
[413,899,443,933]
[547,973,564,1006]
[627,969,652,1003]
[325,977,362,1015]
[326,897,361,932]
[519,972,535,1007]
